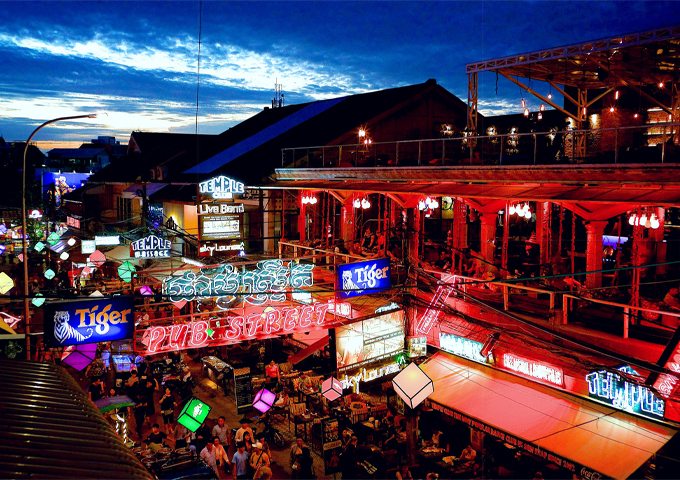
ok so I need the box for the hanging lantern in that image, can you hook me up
[392,362,433,409]
[523,108,529,117]
[0,272,15,294]
[60,252,69,261]
[253,388,277,413]
[67,238,76,246]
[44,269,55,280]
[539,104,545,112]
[322,377,343,402]
[537,113,543,120]
[521,99,526,108]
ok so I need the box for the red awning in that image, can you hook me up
[288,336,329,365]
[421,352,677,480]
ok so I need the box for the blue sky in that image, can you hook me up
[0,1,678,148]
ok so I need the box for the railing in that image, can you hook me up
[562,294,680,340]
[281,123,680,168]
[427,271,557,316]
[278,240,365,265]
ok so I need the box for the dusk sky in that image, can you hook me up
[1,1,679,149]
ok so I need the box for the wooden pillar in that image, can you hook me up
[340,202,354,246]
[298,198,306,243]
[535,202,551,265]
[654,208,666,276]
[479,213,497,263]
[585,221,608,289]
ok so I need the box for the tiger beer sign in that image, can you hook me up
[44,299,135,347]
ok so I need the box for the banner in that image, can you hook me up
[336,258,390,300]
[44,299,135,347]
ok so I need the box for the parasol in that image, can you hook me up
[94,395,135,413]
[61,343,98,371]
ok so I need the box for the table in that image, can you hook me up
[293,414,314,441]
[360,421,387,445]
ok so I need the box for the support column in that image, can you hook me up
[535,202,551,265]
[654,208,666,276]
[340,202,354,247]
[263,190,276,254]
[479,213,497,263]
[585,221,608,289]
[298,199,306,243]
[467,72,478,136]
[407,208,419,264]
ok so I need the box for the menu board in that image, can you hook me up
[321,416,342,476]
[234,367,253,415]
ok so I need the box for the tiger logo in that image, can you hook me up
[53,311,93,344]
[342,271,362,294]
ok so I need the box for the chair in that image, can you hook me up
[288,402,305,432]
[279,362,293,374]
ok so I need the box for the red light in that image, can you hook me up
[609,107,615,113]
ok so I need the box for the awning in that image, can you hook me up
[421,352,677,480]
[288,335,329,365]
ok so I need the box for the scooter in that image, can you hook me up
[256,413,285,448]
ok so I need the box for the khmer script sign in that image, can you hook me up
[162,260,314,308]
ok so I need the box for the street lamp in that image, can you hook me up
[22,113,99,359]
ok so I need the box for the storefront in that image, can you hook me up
[421,351,677,479]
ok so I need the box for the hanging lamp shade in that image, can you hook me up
[253,388,277,413]
[392,362,433,409]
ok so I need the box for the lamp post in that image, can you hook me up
[22,113,99,360]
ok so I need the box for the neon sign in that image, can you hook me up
[198,203,244,215]
[67,216,81,229]
[340,362,402,393]
[501,353,564,387]
[199,175,244,200]
[652,338,680,399]
[585,365,665,419]
[199,241,244,257]
[141,302,331,354]
[131,234,171,258]
[95,235,120,246]
[417,275,453,335]
[439,333,487,364]
[163,260,314,307]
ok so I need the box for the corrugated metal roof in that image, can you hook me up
[0,359,153,479]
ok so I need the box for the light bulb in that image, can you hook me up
[548,92,553,100]
[640,214,647,225]
[583,107,587,116]
[521,99,526,108]
[538,113,543,120]
[523,108,529,117]
[610,107,615,113]
[629,216,635,226]
[615,90,619,100]
[524,211,532,219]
[540,104,545,112]
[431,200,439,209]
[651,216,660,229]
[353,199,361,208]
[634,113,639,118]
[659,82,664,89]
[368,139,372,144]
[358,129,366,138]
[509,205,516,215]
[364,139,368,145]
[361,199,370,209]
[418,200,426,211]
[311,196,317,204]
[645,219,652,229]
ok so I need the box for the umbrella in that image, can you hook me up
[94,395,135,413]
[61,343,97,371]
[118,261,136,283]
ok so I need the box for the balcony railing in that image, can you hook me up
[282,123,680,168]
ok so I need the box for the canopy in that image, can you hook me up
[421,352,677,480]
[94,395,135,413]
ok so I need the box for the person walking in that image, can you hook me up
[231,441,249,480]
[297,447,314,479]
[159,387,177,435]
[289,436,304,478]
[212,416,230,449]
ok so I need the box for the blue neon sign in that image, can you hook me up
[585,365,665,419]
[44,299,135,347]
[336,258,391,299]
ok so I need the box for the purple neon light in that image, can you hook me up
[253,388,277,413]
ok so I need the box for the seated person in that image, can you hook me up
[361,228,377,251]
[297,372,313,392]
[334,239,350,255]
[458,444,476,468]
[664,288,680,311]
[274,389,290,408]
[144,423,168,447]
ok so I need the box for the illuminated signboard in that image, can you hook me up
[67,216,81,229]
[199,213,243,241]
[95,235,121,246]
[131,234,171,259]
[81,240,96,254]
[439,333,488,364]
[501,353,564,387]
[340,362,402,393]
[198,203,244,215]
[651,333,680,399]
[336,258,391,299]
[163,260,314,308]
[199,175,244,200]
[42,172,90,208]
[336,310,404,369]
[199,241,244,257]
[43,298,134,347]
[416,274,454,335]
[585,365,665,419]
[408,336,427,358]
[141,301,333,354]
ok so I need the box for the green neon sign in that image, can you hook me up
[177,397,211,432]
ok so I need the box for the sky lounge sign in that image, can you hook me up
[199,175,244,200]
